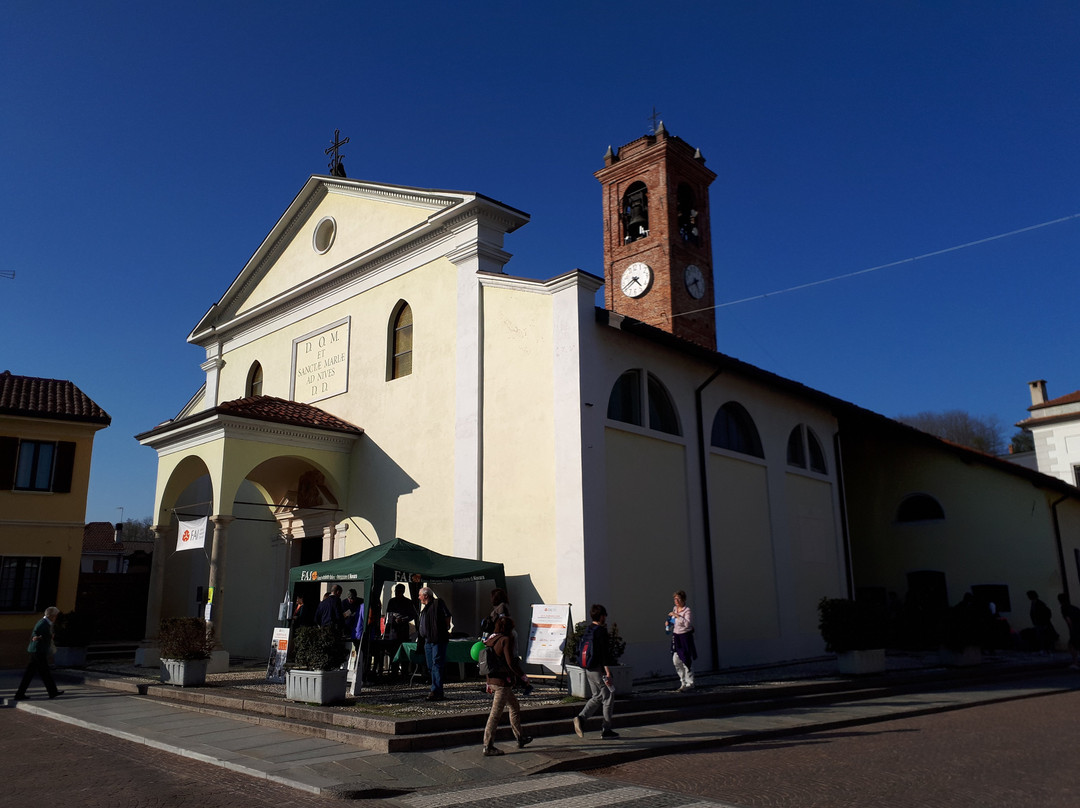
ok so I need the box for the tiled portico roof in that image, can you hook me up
[215,396,363,434]
[0,370,111,424]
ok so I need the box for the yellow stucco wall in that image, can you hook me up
[708,452,780,642]
[210,256,460,555]
[605,427,691,674]
[785,472,842,636]
[480,285,558,601]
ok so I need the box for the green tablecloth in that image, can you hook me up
[394,639,478,666]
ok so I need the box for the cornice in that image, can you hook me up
[139,411,359,457]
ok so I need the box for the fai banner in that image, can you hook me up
[176,517,208,552]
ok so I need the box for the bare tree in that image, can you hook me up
[120,517,155,543]
[896,410,1005,455]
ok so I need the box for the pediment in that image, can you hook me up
[190,176,499,342]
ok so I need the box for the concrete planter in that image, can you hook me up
[836,648,886,675]
[286,668,347,705]
[567,664,633,698]
[53,646,88,667]
[160,658,209,687]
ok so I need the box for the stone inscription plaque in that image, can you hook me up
[292,319,349,403]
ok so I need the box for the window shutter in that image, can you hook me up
[0,437,16,490]
[52,441,76,493]
[35,556,61,611]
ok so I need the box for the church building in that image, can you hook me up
[136,126,857,671]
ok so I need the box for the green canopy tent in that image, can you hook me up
[287,537,506,605]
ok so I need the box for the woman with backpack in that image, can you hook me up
[481,615,533,756]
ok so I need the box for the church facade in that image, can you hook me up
[138,128,853,671]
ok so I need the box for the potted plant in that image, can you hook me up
[818,597,887,675]
[563,620,630,697]
[159,616,214,686]
[53,610,90,667]
[286,625,349,705]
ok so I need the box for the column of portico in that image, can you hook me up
[206,515,234,672]
[134,523,174,667]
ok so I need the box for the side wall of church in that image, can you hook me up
[583,323,845,672]
[844,429,1070,621]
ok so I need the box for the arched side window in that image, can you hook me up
[246,362,263,397]
[676,183,700,245]
[787,426,806,468]
[807,428,827,473]
[897,494,945,522]
[787,424,828,473]
[388,301,413,380]
[607,369,643,426]
[647,373,681,436]
[621,181,649,243]
[711,401,764,458]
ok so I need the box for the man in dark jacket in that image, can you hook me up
[15,606,63,700]
[315,585,345,634]
[572,603,618,739]
[417,586,452,701]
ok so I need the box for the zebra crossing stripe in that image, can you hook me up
[400,773,596,807]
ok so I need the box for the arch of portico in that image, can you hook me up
[136,405,362,667]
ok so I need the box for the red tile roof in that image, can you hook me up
[215,396,363,434]
[83,521,122,552]
[1030,390,1080,410]
[0,370,111,425]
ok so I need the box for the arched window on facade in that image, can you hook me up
[711,401,764,458]
[787,424,828,473]
[607,369,682,435]
[647,373,681,436]
[621,181,649,243]
[389,301,413,380]
[246,362,263,397]
[607,369,643,426]
[897,494,945,522]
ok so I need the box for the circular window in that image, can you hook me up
[313,216,336,254]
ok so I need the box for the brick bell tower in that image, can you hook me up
[595,122,717,350]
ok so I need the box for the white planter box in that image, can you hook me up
[286,669,347,705]
[160,658,209,687]
[53,646,88,667]
[836,648,886,675]
[567,664,633,698]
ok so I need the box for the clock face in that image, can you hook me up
[620,262,652,298]
[684,264,705,299]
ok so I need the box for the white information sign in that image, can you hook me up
[524,603,572,673]
[266,627,289,683]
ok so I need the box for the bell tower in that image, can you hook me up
[595,123,717,350]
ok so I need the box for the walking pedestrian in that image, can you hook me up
[14,606,63,700]
[481,616,532,756]
[572,603,619,740]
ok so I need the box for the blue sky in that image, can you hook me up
[3,2,1078,524]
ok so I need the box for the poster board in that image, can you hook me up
[523,603,572,674]
[266,627,289,683]
[347,641,362,696]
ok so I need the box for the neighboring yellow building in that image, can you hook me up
[0,370,110,660]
